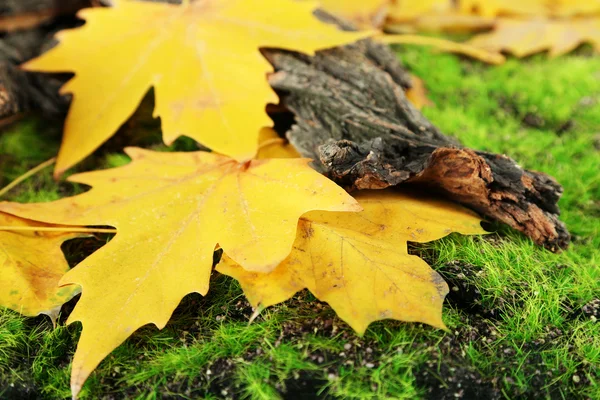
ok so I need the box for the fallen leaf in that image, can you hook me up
[24,0,371,176]
[388,0,452,22]
[405,75,433,109]
[256,127,300,159]
[319,0,391,28]
[218,189,487,334]
[0,148,359,397]
[459,0,600,18]
[0,212,83,325]
[458,0,547,17]
[468,17,600,57]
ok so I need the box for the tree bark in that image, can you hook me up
[0,6,570,250]
[264,41,569,250]
[0,0,88,32]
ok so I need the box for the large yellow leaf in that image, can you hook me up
[468,17,600,57]
[0,149,359,397]
[0,213,82,324]
[218,190,486,334]
[24,0,371,176]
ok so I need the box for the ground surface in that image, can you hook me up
[0,45,599,400]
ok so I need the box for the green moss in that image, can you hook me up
[1,47,599,399]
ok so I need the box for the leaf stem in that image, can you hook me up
[0,226,117,234]
[0,157,56,198]
[377,34,506,65]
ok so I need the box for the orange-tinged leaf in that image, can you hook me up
[468,17,600,57]
[24,0,371,176]
[0,149,359,397]
[217,189,487,334]
[0,213,83,324]
[405,75,433,109]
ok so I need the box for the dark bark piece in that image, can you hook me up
[264,40,569,250]
[0,8,81,121]
[0,0,88,32]
[0,0,167,121]
[0,63,68,120]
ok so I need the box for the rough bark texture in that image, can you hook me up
[264,41,569,250]
[0,5,570,250]
[0,0,88,32]
[0,4,78,122]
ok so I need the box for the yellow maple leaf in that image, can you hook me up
[24,0,371,176]
[468,17,600,57]
[0,148,359,397]
[256,127,300,159]
[218,189,487,334]
[0,212,83,325]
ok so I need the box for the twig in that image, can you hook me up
[0,157,56,198]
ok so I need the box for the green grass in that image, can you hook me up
[1,47,599,399]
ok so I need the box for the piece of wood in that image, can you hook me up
[0,7,79,121]
[0,32,69,121]
[0,0,89,32]
[264,40,570,250]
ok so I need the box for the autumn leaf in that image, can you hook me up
[0,212,83,325]
[468,17,600,57]
[388,0,452,22]
[458,0,547,17]
[256,127,300,159]
[319,0,390,28]
[323,0,599,59]
[24,0,371,176]
[316,0,504,63]
[0,148,359,396]
[217,190,487,334]
[387,7,495,34]
[406,75,433,109]
[459,0,600,18]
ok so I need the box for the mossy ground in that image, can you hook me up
[1,46,599,399]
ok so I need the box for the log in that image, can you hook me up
[0,5,570,249]
[0,2,82,122]
[264,41,570,250]
[0,0,89,32]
